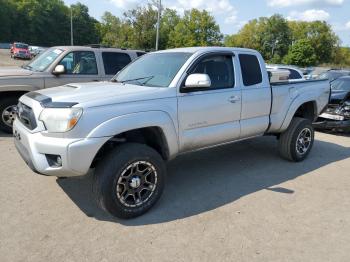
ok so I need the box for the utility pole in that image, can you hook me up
[155,0,161,50]
[271,39,279,58]
[70,6,74,46]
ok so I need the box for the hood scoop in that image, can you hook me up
[25,91,78,108]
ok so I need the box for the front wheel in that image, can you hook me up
[93,143,166,219]
[278,117,314,162]
[0,97,19,133]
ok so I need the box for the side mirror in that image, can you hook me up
[52,65,65,75]
[184,73,211,89]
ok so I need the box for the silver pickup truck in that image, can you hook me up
[13,47,330,218]
[0,45,144,133]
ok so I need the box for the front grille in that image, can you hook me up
[17,102,37,130]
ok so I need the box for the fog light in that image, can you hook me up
[46,154,62,167]
[56,156,62,166]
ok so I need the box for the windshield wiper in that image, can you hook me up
[112,75,154,85]
[140,76,155,86]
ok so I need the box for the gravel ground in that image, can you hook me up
[0,49,30,67]
[1,131,350,262]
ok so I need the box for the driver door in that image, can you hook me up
[45,51,101,88]
[178,53,241,152]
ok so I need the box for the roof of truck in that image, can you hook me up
[157,46,258,54]
[51,45,145,53]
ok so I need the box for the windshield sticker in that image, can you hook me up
[53,49,63,55]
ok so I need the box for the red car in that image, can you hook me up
[10,42,31,59]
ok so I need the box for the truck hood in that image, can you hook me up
[35,81,174,106]
[0,67,33,77]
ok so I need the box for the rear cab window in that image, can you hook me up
[102,52,132,75]
[239,54,262,86]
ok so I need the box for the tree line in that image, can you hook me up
[0,0,349,67]
[224,15,350,67]
[0,0,100,47]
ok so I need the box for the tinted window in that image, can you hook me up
[59,51,98,75]
[102,52,131,75]
[331,78,350,91]
[191,55,234,89]
[319,71,350,81]
[239,54,262,86]
[136,52,146,57]
[286,69,302,79]
[15,43,28,49]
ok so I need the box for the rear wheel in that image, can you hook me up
[93,143,166,219]
[278,117,314,162]
[0,96,19,133]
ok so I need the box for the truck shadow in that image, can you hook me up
[0,131,12,138]
[57,136,350,225]
[316,129,350,138]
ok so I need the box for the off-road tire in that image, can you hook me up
[278,117,314,162]
[93,143,166,219]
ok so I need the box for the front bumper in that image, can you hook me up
[13,119,110,177]
[313,118,350,131]
[13,53,30,59]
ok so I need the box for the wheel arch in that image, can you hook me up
[88,111,179,168]
[90,126,172,168]
[280,100,317,132]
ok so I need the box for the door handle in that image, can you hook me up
[92,79,99,82]
[228,96,240,103]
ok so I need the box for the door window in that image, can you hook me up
[59,51,98,75]
[102,52,132,75]
[190,55,234,89]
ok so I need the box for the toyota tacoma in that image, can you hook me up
[13,47,330,218]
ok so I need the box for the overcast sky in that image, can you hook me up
[63,0,350,46]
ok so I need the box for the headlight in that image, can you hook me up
[39,108,83,132]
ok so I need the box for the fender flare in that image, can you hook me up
[280,96,317,132]
[87,111,179,158]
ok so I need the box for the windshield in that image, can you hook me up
[15,43,28,49]
[319,71,348,81]
[331,79,350,91]
[114,52,193,87]
[25,48,64,72]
